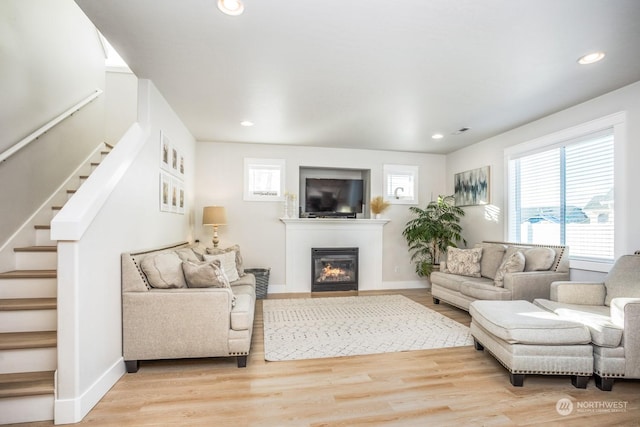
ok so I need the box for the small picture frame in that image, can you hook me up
[160,131,171,172]
[160,172,172,212]
[176,180,185,214]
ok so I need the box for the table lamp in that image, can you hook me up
[203,206,227,247]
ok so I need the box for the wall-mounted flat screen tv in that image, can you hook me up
[305,178,364,217]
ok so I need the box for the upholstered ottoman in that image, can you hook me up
[469,300,593,388]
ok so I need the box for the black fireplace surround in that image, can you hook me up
[311,247,359,292]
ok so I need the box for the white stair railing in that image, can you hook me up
[0,88,103,164]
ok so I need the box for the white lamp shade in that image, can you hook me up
[203,206,227,225]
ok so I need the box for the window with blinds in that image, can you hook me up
[243,158,285,201]
[507,130,614,262]
[383,164,419,205]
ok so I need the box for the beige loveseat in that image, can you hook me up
[121,241,256,372]
[431,241,569,310]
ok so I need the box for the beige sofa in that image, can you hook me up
[121,241,256,372]
[431,241,569,310]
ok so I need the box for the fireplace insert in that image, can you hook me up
[311,247,359,292]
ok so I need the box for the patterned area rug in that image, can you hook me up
[262,294,473,362]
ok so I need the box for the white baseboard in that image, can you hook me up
[381,280,430,290]
[54,357,126,424]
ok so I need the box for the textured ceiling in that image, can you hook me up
[77,0,640,153]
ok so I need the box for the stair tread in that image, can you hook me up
[0,371,55,398]
[0,298,56,311]
[34,225,51,230]
[14,246,57,252]
[52,206,63,210]
[0,270,56,279]
[0,331,56,350]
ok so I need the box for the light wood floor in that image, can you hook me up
[22,289,640,426]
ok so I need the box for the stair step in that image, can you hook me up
[0,270,56,279]
[90,162,100,167]
[0,371,54,398]
[66,189,76,195]
[0,331,56,350]
[14,247,57,270]
[0,298,57,311]
[0,271,56,299]
[105,142,114,150]
[14,246,56,253]
[34,225,50,230]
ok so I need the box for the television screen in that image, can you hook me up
[305,178,364,215]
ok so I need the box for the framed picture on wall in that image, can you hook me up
[160,172,172,212]
[160,131,171,172]
[171,146,179,175]
[454,166,490,206]
[175,179,185,214]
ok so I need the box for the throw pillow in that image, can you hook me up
[203,251,240,282]
[494,250,526,287]
[207,245,245,276]
[445,247,482,278]
[182,261,236,306]
[140,252,187,289]
[474,243,507,279]
[174,248,201,263]
[523,247,556,271]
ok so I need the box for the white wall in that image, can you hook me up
[446,81,640,280]
[54,80,196,423]
[105,70,138,146]
[195,142,446,289]
[0,0,105,248]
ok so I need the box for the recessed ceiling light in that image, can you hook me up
[431,133,444,140]
[240,120,254,127]
[217,0,244,16]
[577,51,605,65]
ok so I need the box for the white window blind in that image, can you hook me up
[508,130,614,262]
[383,164,418,205]
[243,158,285,201]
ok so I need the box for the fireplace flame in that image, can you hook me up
[319,263,352,282]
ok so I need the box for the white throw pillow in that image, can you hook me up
[203,251,240,282]
[445,247,482,278]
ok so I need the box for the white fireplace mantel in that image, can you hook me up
[280,218,389,293]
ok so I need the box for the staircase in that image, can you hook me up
[0,143,112,425]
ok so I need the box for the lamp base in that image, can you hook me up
[212,226,220,247]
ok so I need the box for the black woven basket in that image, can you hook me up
[245,268,270,299]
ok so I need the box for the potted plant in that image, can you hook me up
[402,195,466,276]
[370,196,390,218]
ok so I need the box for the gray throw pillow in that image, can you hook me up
[140,252,187,289]
[174,248,201,263]
[523,247,556,271]
[203,251,240,282]
[182,261,236,306]
[494,250,526,287]
[474,243,507,279]
[206,245,245,276]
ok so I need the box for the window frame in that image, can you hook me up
[243,158,286,202]
[504,112,626,272]
[383,164,419,205]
